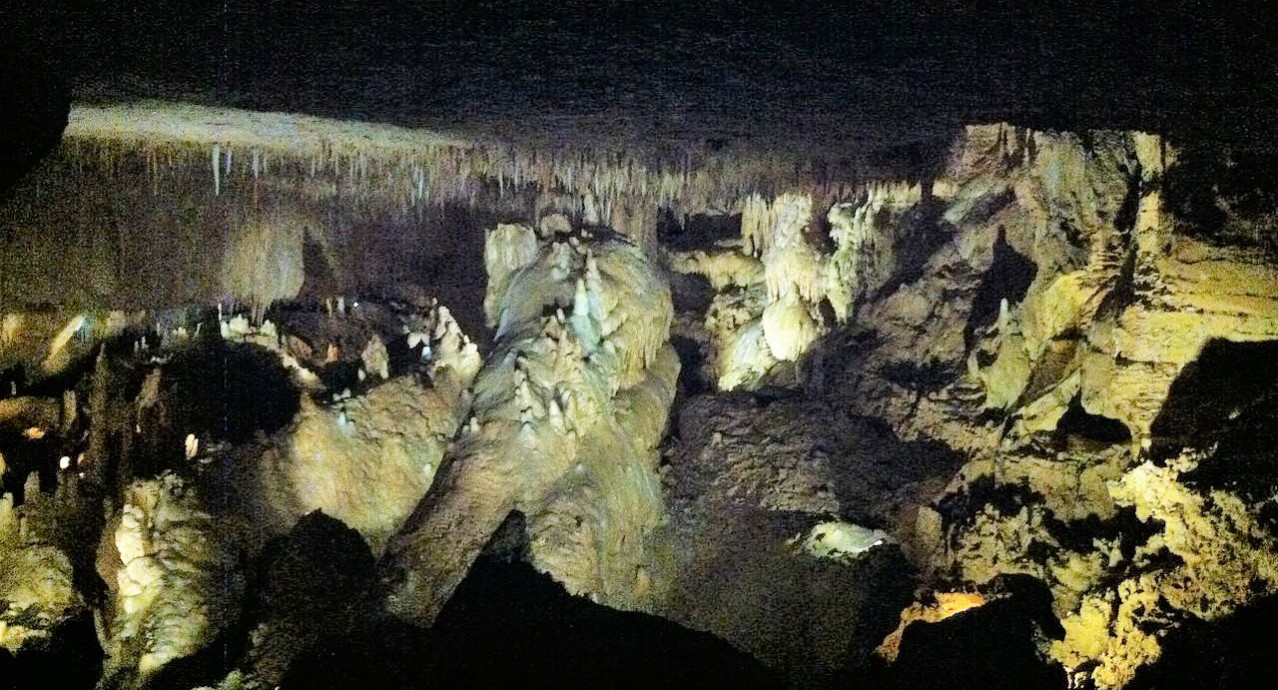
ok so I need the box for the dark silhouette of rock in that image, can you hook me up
[283,557,781,689]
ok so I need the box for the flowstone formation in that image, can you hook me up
[670,183,924,390]
[382,218,679,624]
[1050,450,1278,688]
[210,300,482,554]
[96,474,243,690]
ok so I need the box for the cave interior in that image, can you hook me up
[2,3,1278,690]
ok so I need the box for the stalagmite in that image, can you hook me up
[381,221,677,625]
[0,485,77,654]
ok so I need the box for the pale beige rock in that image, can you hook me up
[668,247,764,291]
[382,223,677,625]
[0,488,78,654]
[98,474,243,690]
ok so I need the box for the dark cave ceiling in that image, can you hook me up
[6,1,1278,137]
[2,1,1278,192]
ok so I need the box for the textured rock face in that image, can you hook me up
[1049,451,1278,688]
[238,511,377,688]
[570,121,1278,686]
[242,376,466,553]
[0,478,78,654]
[3,108,1278,689]
[97,474,243,690]
[238,311,478,553]
[824,125,1278,687]
[382,221,679,625]
[0,289,491,686]
[180,299,483,555]
[670,184,925,391]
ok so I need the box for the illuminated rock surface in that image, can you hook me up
[0,478,78,655]
[1,96,1278,690]
[381,220,679,624]
[97,474,243,690]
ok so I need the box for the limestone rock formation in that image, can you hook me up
[208,300,481,554]
[671,182,928,392]
[672,192,831,390]
[96,473,243,690]
[4,97,1278,690]
[838,126,1278,687]
[1049,450,1278,689]
[382,221,678,624]
[0,476,79,654]
[660,394,959,686]
[235,511,377,688]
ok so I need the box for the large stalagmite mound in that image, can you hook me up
[381,219,680,623]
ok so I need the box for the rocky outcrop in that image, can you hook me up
[669,183,925,391]
[835,125,1278,687]
[96,474,243,690]
[189,299,481,555]
[237,511,378,688]
[0,475,79,654]
[381,221,679,625]
[1050,450,1278,688]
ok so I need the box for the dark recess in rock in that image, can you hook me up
[669,335,710,399]
[0,615,102,690]
[1054,396,1131,447]
[254,510,376,620]
[873,199,950,300]
[657,211,743,252]
[965,226,1038,351]
[0,47,69,202]
[668,272,715,314]
[884,584,1067,690]
[1128,593,1278,690]
[1151,339,1278,466]
[158,341,300,448]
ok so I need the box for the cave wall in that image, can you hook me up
[820,126,1278,687]
[653,122,1278,688]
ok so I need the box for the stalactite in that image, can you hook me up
[211,143,220,196]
